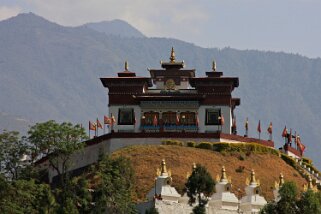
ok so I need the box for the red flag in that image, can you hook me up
[232,118,237,129]
[220,115,225,125]
[297,136,306,153]
[111,115,116,125]
[104,115,111,124]
[89,121,96,131]
[196,115,199,126]
[96,119,103,129]
[267,122,272,134]
[245,118,249,131]
[153,115,158,126]
[257,120,261,133]
[176,114,180,125]
[282,126,287,137]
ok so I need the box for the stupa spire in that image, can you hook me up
[220,166,227,182]
[250,169,256,185]
[161,159,167,175]
[170,47,176,63]
[279,173,284,186]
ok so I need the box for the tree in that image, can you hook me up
[185,164,215,214]
[28,120,87,188]
[92,156,137,214]
[297,190,321,214]
[0,130,29,180]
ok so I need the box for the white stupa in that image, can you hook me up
[240,169,267,214]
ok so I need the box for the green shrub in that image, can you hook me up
[302,157,313,165]
[281,154,297,169]
[196,142,213,150]
[161,139,183,146]
[186,141,196,147]
[239,153,246,161]
[212,142,279,156]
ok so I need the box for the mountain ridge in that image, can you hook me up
[0,13,320,167]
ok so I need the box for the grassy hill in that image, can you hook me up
[112,144,307,202]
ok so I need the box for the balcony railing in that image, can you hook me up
[140,125,198,132]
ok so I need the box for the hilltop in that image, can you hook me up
[112,144,307,202]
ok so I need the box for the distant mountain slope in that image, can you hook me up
[0,112,32,135]
[84,19,145,38]
[0,13,320,167]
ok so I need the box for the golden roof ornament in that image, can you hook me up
[125,61,129,71]
[220,166,227,182]
[170,47,176,63]
[161,159,167,175]
[212,60,216,71]
[250,169,257,185]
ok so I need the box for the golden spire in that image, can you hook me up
[124,61,129,71]
[279,173,284,186]
[161,159,167,175]
[220,166,227,182]
[212,60,216,71]
[170,47,176,63]
[250,169,256,185]
[307,175,313,190]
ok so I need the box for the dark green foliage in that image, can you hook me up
[302,157,313,165]
[281,154,297,168]
[186,141,196,147]
[212,142,279,156]
[92,156,137,214]
[0,130,29,180]
[185,164,215,207]
[261,182,321,214]
[192,204,206,214]
[196,142,213,150]
[161,139,183,146]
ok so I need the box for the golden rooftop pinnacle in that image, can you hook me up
[170,47,176,63]
[125,61,129,71]
[212,60,216,71]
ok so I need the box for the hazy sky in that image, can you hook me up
[1,0,321,58]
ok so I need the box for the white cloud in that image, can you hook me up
[0,6,22,21]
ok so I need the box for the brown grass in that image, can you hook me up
[112,145,307,202]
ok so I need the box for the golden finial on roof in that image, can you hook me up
[307,175,313,190]
[212,60,216,71]
[279,173,285,186]
[220,166,227,182]
[161,159,167,175]
[125,61,129,71]
[170,47,176,63]
[250,169,256,185]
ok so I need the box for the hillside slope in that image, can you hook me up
[112,145,307,202]
[0,13,320,167]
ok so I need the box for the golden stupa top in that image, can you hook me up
[161,159,167,175]
[220,166,227,182]
[170,47,176,63]
[250,169,256,185]
[279,173,285,186]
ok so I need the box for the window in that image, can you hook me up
[143,112,159,126]
[118,108,134,125]
[162,111,176,125]
[180,112,196,125]
[205,109,221,125]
